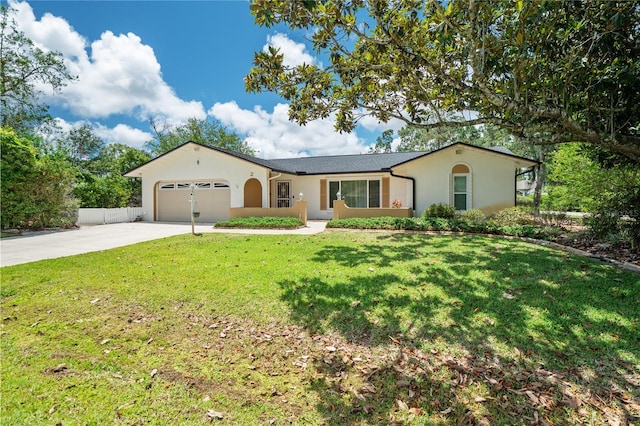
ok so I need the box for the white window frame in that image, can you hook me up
[329,179,381,209]
[452,173,471,211]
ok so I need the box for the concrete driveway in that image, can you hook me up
[0,221,327,267]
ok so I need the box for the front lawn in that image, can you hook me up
[1,231,638,424]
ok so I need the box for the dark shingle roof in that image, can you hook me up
[266,151,425,175]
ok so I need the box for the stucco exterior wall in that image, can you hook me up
[400,145,521,216]
[131,144,270,221]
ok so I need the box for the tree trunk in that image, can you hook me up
[532,152,546,215]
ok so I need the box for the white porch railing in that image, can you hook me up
[77,207,144,225]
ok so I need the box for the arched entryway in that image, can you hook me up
[244,178,262,207]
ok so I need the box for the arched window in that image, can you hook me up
[451,164,471,211]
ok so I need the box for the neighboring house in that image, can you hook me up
[124,141,538,222]
[516,179,537,196]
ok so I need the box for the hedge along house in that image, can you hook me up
[124,141,538,222]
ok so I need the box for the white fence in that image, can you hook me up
[77,207,144,225]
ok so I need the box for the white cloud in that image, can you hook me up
[264,33,319,68]
[48,118,152,150]
[10,0,206,124]
[93,123,153,149]
[209,101,370,159]
[357,114,405,133]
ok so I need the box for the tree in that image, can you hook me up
[0,6,75,132]
[56,124,105,167]
[1,127,78,229]
[145,117,255,157]
[368,129,394,153]
[87,143,150,207]
[246,0,640,163]
[545,143,640,249]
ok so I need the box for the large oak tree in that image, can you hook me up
[245,0,640,162]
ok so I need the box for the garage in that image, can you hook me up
[157,181,230,222]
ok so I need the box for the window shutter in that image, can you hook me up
[382,177,390,208]
[320,179,327,210]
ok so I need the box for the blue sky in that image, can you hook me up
[11,0,401,158]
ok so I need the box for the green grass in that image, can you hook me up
[2,231,639,425]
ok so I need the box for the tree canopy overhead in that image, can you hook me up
[0,6,75,132]
[246,0,640,162]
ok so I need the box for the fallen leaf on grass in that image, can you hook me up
[351,300,361,307]
[51,363,67,373]
[408,407,423,416]
[206,409,224,419]
[117,401,136,411]
[150,369,158,378]
[502,293,515,300]
[100,339,111,345]
[397,399,409,411]
[561,387,581,409]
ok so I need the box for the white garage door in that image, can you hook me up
[157,181,230,222]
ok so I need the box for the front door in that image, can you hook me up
[276,181,290,207]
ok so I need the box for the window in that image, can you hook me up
[160,183,175,190]
[195,182,212,189]
[329,179,381,208]
[453,175,468,210]
[176,183,191,190]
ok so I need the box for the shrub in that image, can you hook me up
[422,203,456,219]
[516,195,534,208]
[214,217,304,229]
[489,207,532,227]
[461,209,486,224]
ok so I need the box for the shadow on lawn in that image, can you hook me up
[278,233,640,424]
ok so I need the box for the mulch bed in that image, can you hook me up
[550,233,640,268]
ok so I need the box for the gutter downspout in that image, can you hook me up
[515,166,536,206]
[267,172,282,208]
[386,168,416,215]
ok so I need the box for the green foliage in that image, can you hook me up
[146,117,254,156]
[546,143,640,249]
[489,207,532,227]
[586,182,640,250]
[0,6,75,131]
[55,124,105,166]
[214,216,304,229]
[52,122,150,207]
[516,195,534,209]
[544,143,599,212]
[1,127,78,229]
[247,0,640,162]
[72,174,130,208]
[326,214,561,240]
[397,123,513,152]
[422,203,456,219]
[368,129,394,153]
[460,208,486,224]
